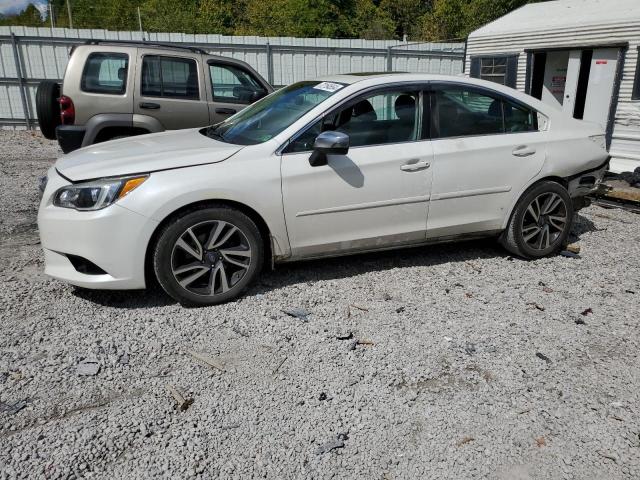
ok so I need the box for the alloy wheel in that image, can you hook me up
[170,220,252,296]
[520,192,569,251]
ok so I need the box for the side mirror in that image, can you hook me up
[250,90,267,102]
[309,131,349,167]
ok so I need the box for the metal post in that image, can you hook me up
[66,0,73,29]
[266,43,274,85]
[49,3,55,29]
[10,34,31,130]
[137,7,145,41]
[386,46,393,72]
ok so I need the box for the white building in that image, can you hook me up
[465,0,640,173]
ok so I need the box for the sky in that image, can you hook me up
[0,0,48,16]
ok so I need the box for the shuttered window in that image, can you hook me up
[470,55,519,89]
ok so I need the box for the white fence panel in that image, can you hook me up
[0,26,464,127]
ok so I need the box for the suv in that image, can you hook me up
[36,41,273,153]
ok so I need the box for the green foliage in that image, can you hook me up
[420,0,538,41]
[0,3,45,27]
[0,0,546,40]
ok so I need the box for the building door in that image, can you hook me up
[540,50,581,112]
[582,48,619,129]
[562,50,582,115]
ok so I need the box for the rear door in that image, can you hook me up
[205,60,270,124]
[426,83,546,238]
[134,49,209,130]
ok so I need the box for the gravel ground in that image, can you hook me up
[1,130,639,479]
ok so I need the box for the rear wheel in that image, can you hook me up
[35,81,61,140]
[501,181,573,259]
[153,207,264,306]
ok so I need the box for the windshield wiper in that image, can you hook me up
[205,126,225,141]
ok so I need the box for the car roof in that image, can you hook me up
[312,72,552,115]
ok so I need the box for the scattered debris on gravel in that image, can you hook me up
[1,130,639,479]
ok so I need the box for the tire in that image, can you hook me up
[35,81,61,140]
[153,206,264,307]
[501,181,574,259]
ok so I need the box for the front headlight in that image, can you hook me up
[53,175,148,211]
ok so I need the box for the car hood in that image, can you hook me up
[56,128,244,181]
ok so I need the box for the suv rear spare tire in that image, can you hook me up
[36,81,61,140]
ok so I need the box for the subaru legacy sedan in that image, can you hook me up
[38,73,609,306]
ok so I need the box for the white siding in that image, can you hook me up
[465,20,640,172]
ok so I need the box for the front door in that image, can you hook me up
[426,84,546,238]
[281,87,433,258]
[206,61,269,124]
[134,50,209,130]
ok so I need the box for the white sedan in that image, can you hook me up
[38,74,609,306]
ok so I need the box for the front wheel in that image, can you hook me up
[153,207,264,306]
[501,181,574,259]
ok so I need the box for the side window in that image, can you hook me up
[504,100,537,132]
[209,63,267,104]
[285,89,420,153]
[81,52,128,95]
[141,56,199,100]
[480,57,507,84]
[286,119,323,153]
[331,90,419,147]
[470,55,518,88]
[431,88,503,138]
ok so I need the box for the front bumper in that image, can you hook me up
[56,125,86,154]
[37,168,159,289]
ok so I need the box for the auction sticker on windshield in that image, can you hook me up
[314,82,344,92]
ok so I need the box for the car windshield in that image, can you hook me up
[203,81,346,145]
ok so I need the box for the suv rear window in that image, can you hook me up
[81,52,128,95]
[141,55,199,100]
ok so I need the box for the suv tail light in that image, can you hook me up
[59,95,75,125]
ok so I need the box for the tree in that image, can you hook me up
[0,3,45,27]
[236,0,356,38]
[0,0,547,40]
[380,0,430,39]
[419,0,538,41]
[196,0,247,35]
[353,0,396,40]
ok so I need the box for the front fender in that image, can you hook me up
[117,157,291,259]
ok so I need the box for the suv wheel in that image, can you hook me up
[501,181,574,259]
[153,206,264,306]
[36,81,61,140]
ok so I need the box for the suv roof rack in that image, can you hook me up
[84,39,208,55]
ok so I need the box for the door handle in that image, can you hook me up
[139,102,160,110]
[512,145,536,157]
[400,161,430,172]
[215,108,237,115]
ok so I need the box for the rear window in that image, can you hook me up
[81,52,128,95]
